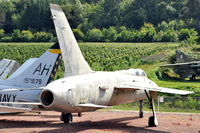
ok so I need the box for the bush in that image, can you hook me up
[157,20,185,31]
[73,28,85,41]
[20,30,33,42]
[154,29,178,42]
[137,23,156,42]
[117,27,138,42]
[0,29,5,38]
[12,29,21,42]
[0,36,12,42]
[102,27,118,42]
[157,21,168,31]
[33,32,53,42]
[118,30,134,42]
[86,28,103,42]
[178,28,198,44]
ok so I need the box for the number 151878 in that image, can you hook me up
[24,78,42,84]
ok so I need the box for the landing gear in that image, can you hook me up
[60,113,73,123]
[78,112,82,117]
[145,90,158,127]
[189,74,196,81]
[139,100,144,118]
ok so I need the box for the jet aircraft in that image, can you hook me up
[0,42,62,112]
[161,50,200,80]
[0,4,193,127]
[39,4,193,127]
[0,59,20,80]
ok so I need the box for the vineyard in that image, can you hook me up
[0,42,200,112]
[0,42,179,68]
[81,43,179,71]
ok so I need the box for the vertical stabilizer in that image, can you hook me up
[50,4,93,77]
[0,43,62,88]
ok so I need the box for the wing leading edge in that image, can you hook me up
[78,103,109,108]
[160,61,200,67]
[115,84,193,95]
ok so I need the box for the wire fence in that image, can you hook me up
[156,96,200,112]
[114,97,200,113]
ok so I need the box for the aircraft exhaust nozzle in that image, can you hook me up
[40,90,54,107]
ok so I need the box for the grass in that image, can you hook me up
[0,42,199,113]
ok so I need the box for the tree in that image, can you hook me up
[183,0,200,33]
[122,6,147,28]
[19,0,53,30]
[0,0,16,32]
[61,0,85,28]
[86,0,121,28]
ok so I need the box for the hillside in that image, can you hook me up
[1,42,200,112]
[0,43,199,95]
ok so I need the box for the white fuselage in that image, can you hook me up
[42,69,157,113]
[0,69,158,113]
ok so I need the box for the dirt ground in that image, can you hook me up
[0,111,199,133]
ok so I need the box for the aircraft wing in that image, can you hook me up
[160,61,200,67]
[0,105,32,112]
[0,102,41,105]
[0,102,41,113]
[77,103,109,108]
[115,84,193,95]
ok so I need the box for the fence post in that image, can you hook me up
[158,96,160,112]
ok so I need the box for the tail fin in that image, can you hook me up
[176,50,198,63]
[50,4,93,77]
[0,59,20,79]
[0,42,62,88]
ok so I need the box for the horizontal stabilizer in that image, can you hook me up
[160,61,200,67]
[78,103,109,108]
[0,105,32,112]
[115,84,193,95]
[0,102,41,105]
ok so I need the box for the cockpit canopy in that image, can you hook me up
[119,69,147,77]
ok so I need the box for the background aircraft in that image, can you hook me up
[0,42,62,112]
[0,59,20,80]
[161,50,200,80]
[38,4,193,127]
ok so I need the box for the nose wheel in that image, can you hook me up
[60,113,73,123]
